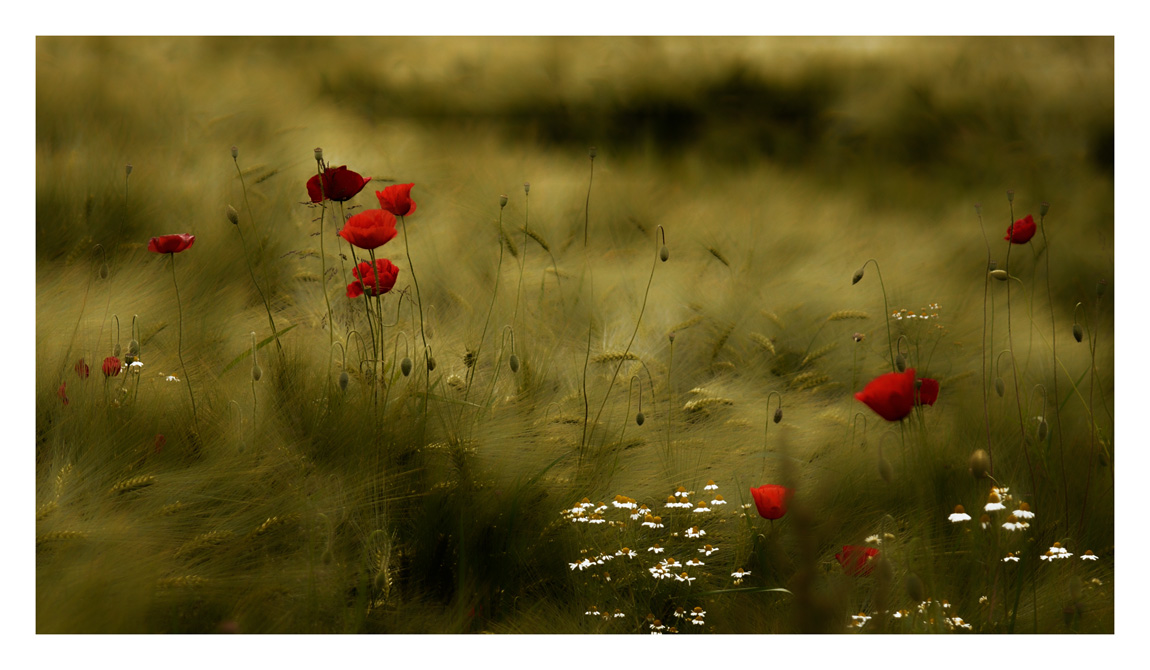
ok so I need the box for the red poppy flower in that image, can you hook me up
[58,382,69,405]
[102,356,122,377]
[338,209,398,250]
[917,377,940,406]
[154,434,166,454]
[307,166,371,203]
[1004,214,1037,244]
[836,545,880,576]
[750,484,792,520]
[148,234,196,254]
[347,258,400,298]
[376,183,417,217]
[856,368,917,421]
[74,358,90,379]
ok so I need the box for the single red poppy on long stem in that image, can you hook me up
[749,484,792,520]
[147,234,196,255]
[347,258,400,298]
[307,166,371,203]
[1005,214,1037,244]
[339,209,398,251]
[377,183,417,217]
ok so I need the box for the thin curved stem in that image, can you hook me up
[170,254,199,434]
[233,156,284,362]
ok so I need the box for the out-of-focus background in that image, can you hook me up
[34,36,1115,634]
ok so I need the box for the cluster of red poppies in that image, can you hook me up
[306,164,415,299]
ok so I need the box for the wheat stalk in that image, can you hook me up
[828,310,869,321]
[592,351,640,363]
[111,475,156,494]
[750,332,776,355]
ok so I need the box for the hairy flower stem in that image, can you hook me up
[976,206,995,473]
[1037,211,1069,525]
[313,163,336,367]
[513,189,529,328]
[856,258,896,372]
[399,215,430,438]
[233,155,284,363]
[585,228,663,456]
[1003,203,1039,508]
[465,203,506,408]
[169,254,199,434]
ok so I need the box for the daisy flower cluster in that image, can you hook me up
[561,482,745,632]
[885,599,971,632]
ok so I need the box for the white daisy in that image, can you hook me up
[865,534,882,544]
[731,568,751,579]
[647,544,664,554]
[1013,502,1035,519]
[693,503,711,513]
[704,480,719,491]
[699,544,719,556]
[616,548,637,559]
[1002,553,1020,563]
[675,572,695,584]
[1081,550,1099,561]
[686,558,704,567]
[710,495,727,506]
[949,505,972,523]
[684,526,706,539]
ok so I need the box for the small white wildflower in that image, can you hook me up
[1081,550,1099,561]
[578,498,594,509]
[585,606,600,616]
[613,610,625,618]
[1003,553,1020,563]
[979,596,988,604]
[699,544,719,556]
[684,526,706,539]
[1013,502,1035,519]
[166,375,181,382]
[949,505,972,523]
[661,558,682,569]
[865,534,882,544]
[675,572,695,584]
[593,504,608,514]
[686,558,704,567]
[648,544,664,554]
[710,495,727,506]
[732,568,751,579]
[850,613,871,628]
[948,617,972,630]
[129,361,144,371]
[588,514,606,524]
[704,480,719,491]
[616,548,637,559]
[1001,515,1025,532]
[693,503,712,513]
[690,618,705,626]
[674,487,691,498]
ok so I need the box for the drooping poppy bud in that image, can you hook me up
[226,205,239,225]
[509,354,520,373]
[995,377,1005,397]
[773,408,783,424]
[852,267,864,285]
[1073,323,1083,343]
[339,371,349,391]
[636,412,645,426]
[401,357,413,377]
[660,245,669,262]
[895,353,907,372]
[969,449,991,479]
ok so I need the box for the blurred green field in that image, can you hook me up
[35,36,1113,634]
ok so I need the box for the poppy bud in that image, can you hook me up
[314,147,323,162]
[1037,417,1048,441]
[251,364,262,382]
[1040,202,1050,216]
[427,356,437,372]
[990,270,1009,281]
[668,332,676,343]
[1006,189,1014,203]
[589,146,597,159]
[509,354,520,373]
[906,572,925,603]
[773,408,783,424]
[852,267,864,285]
[878,454,894,484]
[114,343,122,358]
[969,449,991,479]
[499,194,508,208]
[231,145,238,159]
[99,263,109,279]
[988,260,997,271]
[226,205,239,225]
[995,377,1005,397]
[636,412,645,426]
[339,371,349,391]
[401,357,413,377]
[524,182,530,194]
[128,339,140,357]
[659,245,669,262]
[1073,323,1083,343]
[125,163,133,177]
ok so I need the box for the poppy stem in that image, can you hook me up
[762,391,782,476]
[169,253,199,435]
[1036,208,1071,530]
[314,198,336,371]
[398,214,430,438]
[349,248,379,371]
[1003,199,1039,512]
[513,184,529,329]
[854,258,896,372]
[232,153,285,365]
[584,151,594,248]
[465,198,506,406]
[584,225,663,454]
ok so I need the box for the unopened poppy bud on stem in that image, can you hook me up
[499,194,508,208]
[400,357,413,377]
[1040,202,1050,216]
[636,412,645,426]
[969,449,991,479]
[99,263,109,279]
[990,270,1009,281]
[589,146,597,159]
[1006,189,1014,203]
[659,245,669,262]
[126,163,133,177]
[314,147,323,163]
[995,377,1005,397]
[231,145,238,159]
[524,182,530,195]
[1073,323,1083,343]
[852,267,864,285]
[226,205,239,225]
[895,353,907,372]
[509,354,520,373]
[774,408,783,424]
[339,371,349,391]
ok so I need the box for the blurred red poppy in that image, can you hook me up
[376,183,417,217]
[347,258,400,298]
[856,368,917,421]
[917,377,940,406]
[58,382,69,405]
[148,234,196,254]
[1005,214,1037,244]
[103,356,122,377]
[836,545,880,576]
[74,358,90,379]
[338,209,398,250]
[307,166,371,203]
[154,434,166,453]
[750,484,792,520]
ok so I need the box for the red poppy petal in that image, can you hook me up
[347,281,364,298]
[917,378,940,406]
[307,174,324,202]
[377,183,416,217]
